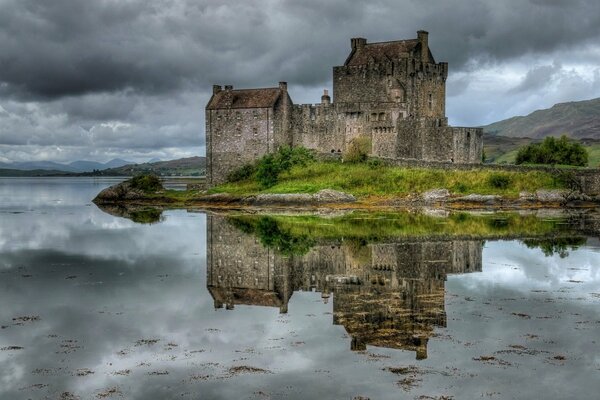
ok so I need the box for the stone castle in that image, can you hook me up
[206,214,482,359]
[206,31,483,185]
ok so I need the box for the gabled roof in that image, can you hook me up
[345,39,420,66]
[206,87,282,110]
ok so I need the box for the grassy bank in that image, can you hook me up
[210,160,565,198]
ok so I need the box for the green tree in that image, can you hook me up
[515,135,588,166]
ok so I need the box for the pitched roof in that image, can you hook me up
[345,40,420,66]
[206,87,281,110]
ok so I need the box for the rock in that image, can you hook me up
[519,191,536,201]
[93,182,145,203]
[565,191,592,202]
[253,193,314,205]
[535,190,568,202]
[200,193,241,203]
[455,194,501,203]
[313,189,356,203]
[422,188,450,201]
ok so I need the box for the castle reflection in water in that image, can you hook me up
[206,215,482,359]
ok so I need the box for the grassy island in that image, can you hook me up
[210,160,565,198]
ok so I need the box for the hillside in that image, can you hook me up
[483,134,600,166]
[482,97,600,139]
[93,156,205,176]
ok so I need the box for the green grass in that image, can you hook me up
[210,160,565,198]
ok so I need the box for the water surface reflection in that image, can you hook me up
[2,179,600,399]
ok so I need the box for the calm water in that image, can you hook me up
[1,178,600,399]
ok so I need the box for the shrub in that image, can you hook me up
[488,173,512,189]
[344,135,371,163]
[227,163,256,182]
[367,158,383,169]
[256,154,280,189]
[515,135,588,166]
[255,146,315,189]
[129,174,162,193]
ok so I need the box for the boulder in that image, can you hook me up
[535,190,568,202]
[455,194,501,204]
[93,182,145,203]
[422,188,450,201]
[313,189,356,203]
[254,193,314,205]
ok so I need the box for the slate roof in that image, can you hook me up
[345,39,420,66]
[206,88,281,110]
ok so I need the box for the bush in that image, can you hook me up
[255,146,315,189]
[227,163,256,182]
[488,173,512,189]
[344,135,371,163]
[256,154,280,189]
[515,135,588,166]
[366,158,383,169]
[129,174,162,193]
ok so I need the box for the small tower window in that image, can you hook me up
[428,94,433,111]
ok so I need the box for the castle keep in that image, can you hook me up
[206,31,483,185]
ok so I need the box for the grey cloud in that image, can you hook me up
[509,63,562,94]
[2,0,600,161]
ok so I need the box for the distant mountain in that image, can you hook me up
[148,158,162,163]
[98,156,205,176]
[0,157,206,177]
[0,159,133,173]
[482,97,600,139]
[68,158,131,172]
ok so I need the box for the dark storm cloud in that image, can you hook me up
[1,0,600,161]
[2,0,600,100]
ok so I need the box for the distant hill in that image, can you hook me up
[483,134,600,166]
[94,156,205,177]
[482,97,600,139]
[0,157,205,177]
[68,158,131,172]
[0,158,133,173]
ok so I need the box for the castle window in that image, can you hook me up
[428,94,433,111]
[253,127,258,136]
[236,112,241,120]
[372,113,378,121]
[379,112,385,121]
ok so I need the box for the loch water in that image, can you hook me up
[1,178,600,399]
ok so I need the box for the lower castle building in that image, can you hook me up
[206,31,483,185]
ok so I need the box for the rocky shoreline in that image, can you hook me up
[92,180,600,211]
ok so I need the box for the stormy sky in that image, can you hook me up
[1,0,600,163]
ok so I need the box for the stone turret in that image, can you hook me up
[321,89,331,105]
[417,30,429,63]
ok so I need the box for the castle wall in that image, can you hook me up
[452,127,484,164]
[291,104,340,154]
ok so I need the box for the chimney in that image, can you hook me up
[279,81,287,91]
[321,89,331,105]
[417,30,429,63]
[224,85,233,91]
[212,85,222,95]
[351,37,367,50]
